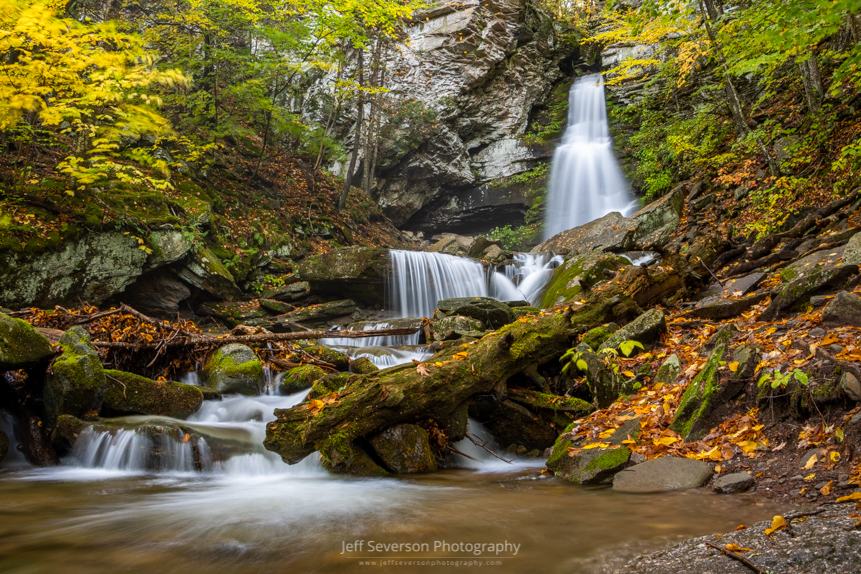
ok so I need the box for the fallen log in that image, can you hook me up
[263,293,636,468]
[92,326,421,350]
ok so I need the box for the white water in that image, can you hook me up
[544,73,637,239]
[387,250,552,319]
[505,253,564,306]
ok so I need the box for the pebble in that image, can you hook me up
[831,344,845,354]
[810,328,826,337]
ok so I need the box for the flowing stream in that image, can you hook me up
[544,74,638,239]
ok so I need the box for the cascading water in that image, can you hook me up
[543,73,637,239]
[504,253,564,306]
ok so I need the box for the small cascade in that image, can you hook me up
[320,322,422,348]
[504,253,564,306]
[73,425,203,473]
[450,419,544,472]
[543,73,637,239]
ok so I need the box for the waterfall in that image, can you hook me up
[504,253,564,305]
[543,73,637,239]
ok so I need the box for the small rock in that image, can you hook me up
[809,328,826,337]
[370,424,438,474]
[809,296,829,308]
[612,456,713,493]
[600,309,667,351]
[713,472,755,494]
[840,372,861,402]
[654,354,681,385]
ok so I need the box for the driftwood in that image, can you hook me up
[704,542,769,574]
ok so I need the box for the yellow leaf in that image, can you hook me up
[820,480,834,496]
[836,492,861,503]
[724,544,752,552]
[434,362,443,367]
[622,371,635,378]
[599,429,614,439]
[830,451,841,463]
[654,436,679,447]
[803,453,817,469]
[728,361,740,373]
[582,443,611,450]
[804,473,816,481]
[835,427,844,443]
[764,515,786,536]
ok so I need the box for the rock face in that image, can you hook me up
[0,232,148,308]
[670,342,726,441]
[298,247,388,306]
[369,424,438,474]
[118,268,191,317]
[43,327,106,426]
[305,0,575,232]
[762,253,857,320]
[173,245,243,301]
[201,344,264,395]
[437,297,516,329]
[612,456,713,493]
[101,370,203,419]
[0,312,54,371]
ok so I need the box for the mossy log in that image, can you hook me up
[263,293,636,465]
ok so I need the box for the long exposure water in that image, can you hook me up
[544,74,638,239]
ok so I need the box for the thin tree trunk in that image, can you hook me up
[849,14,861,44]
[362,36,383,196]
[338,47,364,212]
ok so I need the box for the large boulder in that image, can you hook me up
[101,370,203,418]
[279,299,357,327]
[0,232,148,308]
[762,253,857,320]
[690,293,769,321]
[670,341,727,441]
[437,297,516,329]
[201,344,264,395]
[822,291,861,327]
[0,312,54,371]
[278,365,327,395]
[369,424,437,474]
[432,315,485,341]
[539,252,627,308]
[43,326,106,426]
[600,309,667,351]
[145,229,193,269]
[173,245,243,301]
[843,231,861,266]
[546,417,640,484]
[298,247,388,306]
[612,456,713,493]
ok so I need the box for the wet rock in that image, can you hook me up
[0,312,54,371]
[628,183,686,249]
[260,281,309,302]
[0,232,148,308]
[290,345,350,371]
[539,252,627,307]
[201,344,264,395]
[350,357,379,375]
[762,257,857,320]
[198,386,222,401]
[118,269,191,317]
[840,372,861,402]
[612,456,713,493]
[467,236,504,258]
[822,291,861,327]
[0,430,7,462]
[654,354,681,385]
[428,236,467,256]
[468,396,559,451]
[535,212,640,254]
[320,439,388,476]
[437,297,515,329]
[713,471,755,494]
[369,424,437,474]
[174,245,243,301]
[600,309,667,351]
[279,365,326,395]
[690,293,769,320]
[481,244,508,263]
[280,299,357,327]
[696,272,766,300]
[581,324,619,351]
[101,370,203,419]
[43,327,106,426]
[432,315,485,341]
[259,298,295,314]
[547,418,640,484]
[298,247,388,306]
[670,341,726,441]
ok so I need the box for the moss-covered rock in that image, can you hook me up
[318,432,388,476]
[174,245,243,301]
[298,246,388,305]
[468,395,561,450]
[581,324,619,351]
[432,315,485,341]
[50,414,86,453]
[540,252,626,308]
[279,365,327,395]
[369,423,437,474]
[259,298,295,314]
[512,306,541,317]
[308,372,353,399]
[654,354,681,385]
[546,418,640,484]
[280,299,357,327]
[600,309,667,352]
[201,344,264,395]
[670,342,726,441]
[0,312,54,371]
[43,326,106,426]
[763,258,857,321]
[101,370,203,418]
[437,297,515,329]
[289,345,351,371]
[350,357,379,374]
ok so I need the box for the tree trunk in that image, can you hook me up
[702,0,720,21]
[724,77,749,138]
[798,51,825,112]
[338,48,364,212]
[849,14,861,44]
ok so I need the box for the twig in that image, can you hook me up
[696,256,724,287]
[104,372,128,398]
[448,445,478,461]
[72,308,122,325]
[705,541,769,574]
[466,432,512,463]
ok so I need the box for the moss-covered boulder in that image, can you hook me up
[308,372,353,399]
[469,395,562,450]
[174,245,243,301]
[369,424,437,474]
[0,429,8,462]
[547,417,640,484]
[289,345,351,371]
[432,315,485,341]
[540,252,626,308]
[201,344,264,395]
[0,312,54,371]
[654,354,681,385]
[507,388,594,428]
[279,365,327,395]
[576,349,622,408]
[319,435,389,476]
[101,370,203,418]
[762,256,857,321]
[513,306,541,317]
[298,246,388,305]
[350,357,379,374]
[437,297,515,329]
[600,309,667,351]
[580,324,619,351]
[670,342,726,441]
[822,291,861,327]
[43,326,106,426]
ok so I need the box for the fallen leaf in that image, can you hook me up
[736,525,747,531]
[764,515,787,536]
[725,543,752,552]
[417,363,431,377]
[820,481,834,496]
[728,361,740,373]
[803,454,818,469]
[622,370,635,378]
[582,443,611,449]
[836,492,861,503]
[804,473,816,481]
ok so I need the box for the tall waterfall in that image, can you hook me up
[543,73,636,239]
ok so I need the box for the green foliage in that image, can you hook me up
[758,368,809,390]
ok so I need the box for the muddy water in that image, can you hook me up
[0,465,784,574]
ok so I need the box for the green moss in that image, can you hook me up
[581,325,617,351]
[280,365,326,394]
[309,372,353,399]
[102,370,203,418]
[43,326,106,426]
[0,312,54,370]
[670,342,726,440]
